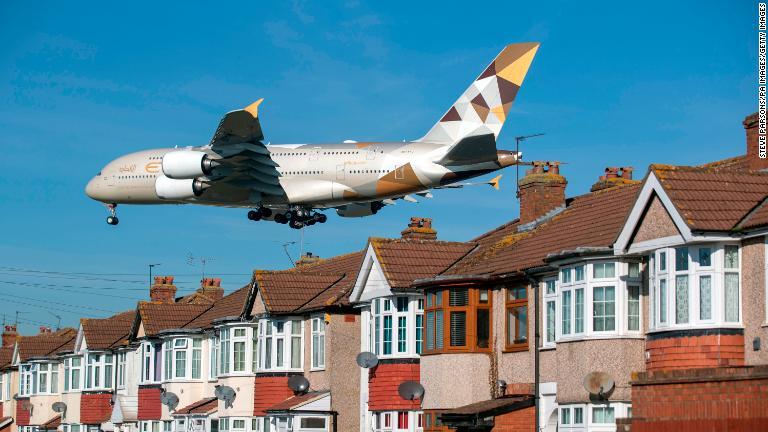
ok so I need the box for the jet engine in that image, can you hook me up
[155,175,208,200]
[162,151,217,179]
[336,201,384,218]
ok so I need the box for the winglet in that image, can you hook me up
[489,174,502,190]
[244,98,264,117]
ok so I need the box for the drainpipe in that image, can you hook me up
[524,271,541,432]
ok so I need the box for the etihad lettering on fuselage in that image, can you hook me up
[145,162,161,173]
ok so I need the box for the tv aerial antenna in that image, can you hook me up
[148,263,162,286]
[187,253,215,279]
[48,311,62,330]
[514,133,546,198]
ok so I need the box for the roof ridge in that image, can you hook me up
[651,163,768,176]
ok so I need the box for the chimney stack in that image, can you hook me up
[150,276,177,304]
[39,326,52,334]
[744,112,767,171]
[517,161,567,225]
[401,217,437,241]
[2,325,18,347]
[590,166,636,192]
[198,278,224,302]
[295,252,322,268]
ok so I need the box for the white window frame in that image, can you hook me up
[63,356,83,392]
[372,411,423,432]
[19,363,36,396]
[162,337,203,381]
[140,342,158,384]
[35,362,59,394]
[311,316,326,370]
[257,319,302,372]
[295,415,331,432]
[542,278,557,348]
[116,352,126,389]
[369,296,422,359]
[84,352,114,390]
[650,243,742,331]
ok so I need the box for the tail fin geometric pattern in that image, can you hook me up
[418,42,540,144]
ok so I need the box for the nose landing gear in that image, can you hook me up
[105,204,119,225]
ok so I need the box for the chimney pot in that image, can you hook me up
[2,325,18,347]
[620,167,633,180]
[150,275,177,304]
[401,217,437,240]
[517,161,567,225]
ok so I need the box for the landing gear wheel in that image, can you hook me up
[317,213,327,223]
[289,220,304,229]
[247,210,261,221]
[106,216,119,225]
[104,203,119,225]
[306,219,316,226]
[274,214,288,224]
[259,207,272,218]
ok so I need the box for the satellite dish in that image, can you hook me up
[356,352,379,369]
[583,372,615,399]
[397,381,425,401]
[287,375,310,394]
[160,391,179,412]
[214,385,236,409]
[52,402,67,414]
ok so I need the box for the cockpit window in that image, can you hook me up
[97,171,102,176]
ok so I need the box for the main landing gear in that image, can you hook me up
[105,203,119,225]
[248,207,327,229]
[247,206,273,221]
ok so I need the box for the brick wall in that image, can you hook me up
[492,406,535,432]
[631,366,768,432]
[646,329,744,371]
[137,385,162,420]
[253,375,295,416]
[81,392,113,424]
[368,360,420,411]
[15,398,30,426]
[0,401,3,418]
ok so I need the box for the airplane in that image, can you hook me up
[85,42,539,229]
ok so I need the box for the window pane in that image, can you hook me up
[276,338,284,367]
[594,264,604,279]
[628,262,640,278]
[545,280,556,295]
[593,286,616,331]
[291,336,301,368]
[659,279,667,323]
[698,248,712,267]
[675,275,689,324]
[574,407,583,424]
[397,412,408,428]
[699,276,712,320]
[659,251,667,271]
[450,311,466,346]
[575,265,585,281]
[724,273,740,322]
[426,311,435,351]
[561,291,571,335]
[450,288,469,306]
[383,316,392,355]
[396,297,409,312]
[546,301,556,342]
[628,286,640,331]
[562,408,571,425]
[675,247,688,271]
[476,309,489,348]
[397,316,407,353]
[724,245,739,269]
[507,286,526,300]
[175,351,186,378]
[416,313,424,354]
[234,341,246,372]
[478,289,489,303]
[575,288,584,333]
[435,310,444,349]
[605,263,615,278]
[560,269,571,283]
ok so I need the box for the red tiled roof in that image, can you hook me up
[184,287,250,329]
[653,165,768,231]
[175,397,218,415]
[265,391,329,412]
[371,238,477,288]
[292,250,365,308]
[0,346,13,370]
[255,272,345,313]
[136,303,210,337]
[17,328,77,362]
[0,417,13,430]
[82,310,134,350]
[448,184,641,276]
[698,154,749,172]
[40,415,61,430]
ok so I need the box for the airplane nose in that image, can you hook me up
[85,177,99,200]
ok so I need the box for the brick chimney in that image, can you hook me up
[590,166,636,192]
[39,326,52,334]
[401,217,437,241]
[2,325,18,347]
[198,278,224,301]
[744,112,768,171]
[295,252,322,268]
[150,276,177,304]
[517,161,567,225]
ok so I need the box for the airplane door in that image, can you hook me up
[395,166,405,180]
[309,147,320,161]
[336,164,346,181]
[107,174,115,186]
[366,146,377,160]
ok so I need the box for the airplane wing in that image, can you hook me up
[206,99,284,198]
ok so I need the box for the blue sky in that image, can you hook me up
[0,1,756,333]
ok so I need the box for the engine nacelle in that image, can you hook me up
[155,175,207,200]
[162,151,216,179]
[336,201,384,218]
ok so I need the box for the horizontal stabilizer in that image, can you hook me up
[436,133,497,166]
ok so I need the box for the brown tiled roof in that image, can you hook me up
[371,238,477,288]
[82,310,135,350]
[737,197,768,230]
[40,415,61,430]
[175,397,218,415]
[698,154,749,172]
[137,303,210,337]
[448,184,641,276]
[17,328,77,362]
[653,165,768,231]
[184,287,250,330]
[292,250,365,308]
[255,272,345,313]
[440,395,533,417]
[266,391,329,412]
[0,346,13,369]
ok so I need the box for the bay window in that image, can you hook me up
[651,244,741,330]
[37,363,58,394]
[163,337,203,380]
[543,279,557,347]
[116,352,126,388]
[371,296,424,357]
[311,316,325,369]
[424,288,492,354]
[257,319,302,371]
[505,287,527,350]
[141,342,161,384]
[210,335,218,379]
[85,353,114,390]
[373,411,423,432]
[19,364,36,396]
[63,356,82,391]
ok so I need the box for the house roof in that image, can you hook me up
[447,183,641,277]
[652,164,768,232]
[82,310,135,350]
[439,395,534,419]
[175,397,218,415]
[17,328,77,362]
[370,238,477,288]
[292,250,365,307]
[0,346,13,370]
[265,391,329,412]
[136,303,211,337]
[254,272,345,314]
[0,417,12,431]
[184,286,250,329]
[40,415,61,430]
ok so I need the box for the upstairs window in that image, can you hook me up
[257,319,303,372]
[85,353,114,390]
[506,287,527,350]
[37,363,59,394]
[116,353,126,388]
[140,342,161,384]
[19,364,37,396]
[218,327,257,375]
[63,356,82,391]
[424,287,492,354]
[311,316,326,370]
[370,296,423,358]
[163,337,203,380]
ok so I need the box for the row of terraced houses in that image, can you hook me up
[1,112,767,432]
